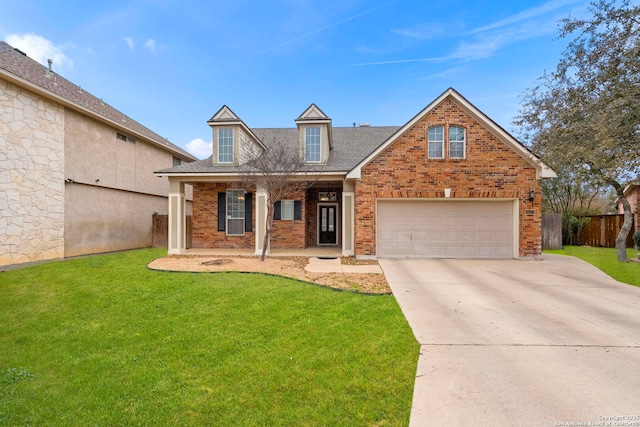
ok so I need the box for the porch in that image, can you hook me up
[166,179,356,257]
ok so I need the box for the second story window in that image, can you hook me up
[218,128,234,163]
[449,126,466,159]
[305,127,321,163]
[428,126,444,159]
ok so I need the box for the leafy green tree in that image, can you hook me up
[516,0,640,261]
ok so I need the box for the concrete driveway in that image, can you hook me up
[379,254,640,426]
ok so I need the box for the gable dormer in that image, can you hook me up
[295,104,332,164]
[207,105,265,165]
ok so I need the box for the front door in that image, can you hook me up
[318,204,338,245]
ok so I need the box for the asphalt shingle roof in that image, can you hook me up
[0,41,196,161]
[156,126,401,175]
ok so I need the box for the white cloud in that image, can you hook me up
[185,138,212,159]
[5,33,73,70]
[391,23,445,40]
[470,0,581,34]
[144,38,156,53]
[124,37,134,50]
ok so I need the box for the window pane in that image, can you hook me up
[305,127,321,162]
[218,128,234,163]
[428,126,444,159]
[281,200,294,220]
[449,126,465,159]
[226,190,245,235]
[450,126,464,141]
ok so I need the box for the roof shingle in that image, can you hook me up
[0,41,196,161]
[156,126,401,175]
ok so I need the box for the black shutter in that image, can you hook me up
[294,200,302,220]
[245,192,253,232]
[217,192,226,231]
[273,201,281,220]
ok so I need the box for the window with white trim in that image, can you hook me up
[449,126,466,159]
[281,200,295,220]
[305,127,321,162]
[226,190,245,235]
[218,128,234,163]
[428,126,444,159]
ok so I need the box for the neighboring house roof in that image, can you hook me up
[347,87,556,180]
[0,41,196,161]
[156,126,400,176]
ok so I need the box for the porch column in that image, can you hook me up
[255,186,269,255]
[342,180,355,256]
[168,181,186,255]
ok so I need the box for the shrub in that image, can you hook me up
[633,231,640,250]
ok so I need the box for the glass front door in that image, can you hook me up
[318,205,337,245]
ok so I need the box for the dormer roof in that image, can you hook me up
[295,103,333,148]
[295,103,330,122]
[207,105,266,150]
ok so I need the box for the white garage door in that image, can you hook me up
[377,200,515,259]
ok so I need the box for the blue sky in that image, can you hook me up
[1,0,590,159]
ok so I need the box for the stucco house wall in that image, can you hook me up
[62,109,193,257]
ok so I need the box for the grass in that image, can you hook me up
[544,246,640,287]
[0,249,419,426]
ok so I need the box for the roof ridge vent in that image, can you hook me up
[359,122,371,127]
[14,48,27,56]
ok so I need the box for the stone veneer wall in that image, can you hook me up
[355,98,542,258]
[0,80,65,265]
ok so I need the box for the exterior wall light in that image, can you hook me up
[529,189,535,202]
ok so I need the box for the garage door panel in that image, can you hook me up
[461,231,476,241]
[377,200,514,259]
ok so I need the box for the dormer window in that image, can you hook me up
[305,127,321,163]
[218,128,234,163]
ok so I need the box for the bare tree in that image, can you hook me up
[515,0,640,261]
[239,139,311,261]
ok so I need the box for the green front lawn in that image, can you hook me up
[544,246,640,287]
[0,249,419,426]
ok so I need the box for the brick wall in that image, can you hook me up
[355,98,542,258]
[270,189,306,249]
[192,183,255,249]
[193,183,310,250]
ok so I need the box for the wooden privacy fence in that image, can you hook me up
[580,214,635,248]
[152,214,192,248]
[542,213,562,250]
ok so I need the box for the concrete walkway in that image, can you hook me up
[380,255,640,426]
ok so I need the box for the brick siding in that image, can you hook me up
[192,183,255,249]
[270,189,307,249]
[192,183,309,250]
[354,98,542,258]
